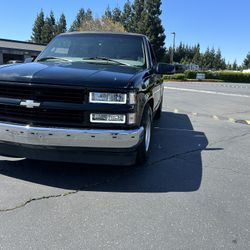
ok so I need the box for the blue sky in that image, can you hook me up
[0,0,249,64]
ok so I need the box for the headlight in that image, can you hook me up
[89,92,127,104]
[90,113,126,124]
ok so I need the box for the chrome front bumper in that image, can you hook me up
[0,122,144,149]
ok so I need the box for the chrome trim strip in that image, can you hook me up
[0,122,144,148]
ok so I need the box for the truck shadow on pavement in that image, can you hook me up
[0,112,210,193]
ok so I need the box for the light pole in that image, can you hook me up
[170,32,176,64]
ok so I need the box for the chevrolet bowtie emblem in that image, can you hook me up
[20,100,41,109]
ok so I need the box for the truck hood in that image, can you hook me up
[0,62,142,88]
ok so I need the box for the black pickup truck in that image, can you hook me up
[0,32,172,165]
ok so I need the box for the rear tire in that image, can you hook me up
[136,104,153,165]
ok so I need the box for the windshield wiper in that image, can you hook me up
[37,57,72,62]
[82,57,131,66]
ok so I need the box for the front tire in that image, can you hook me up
[136,104,153,165]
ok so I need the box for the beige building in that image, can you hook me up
[0,38,46,64]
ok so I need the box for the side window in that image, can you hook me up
[149,43,157,66]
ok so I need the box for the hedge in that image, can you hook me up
[164,70,250,83]
[215,72,250,83]
[163,73,185,81]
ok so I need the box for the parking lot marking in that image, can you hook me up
[164,86,250,98]
[168,108,249,125]
[235,120,250,125]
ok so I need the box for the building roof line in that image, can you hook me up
[0,38,46,46]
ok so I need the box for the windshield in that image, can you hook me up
[36,34,146,68]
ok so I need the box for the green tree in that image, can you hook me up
[227,62,232,70]
[130,0,146,33]
[192,44,201,65]
[41,11,56,44]
[144,0,166,60]
[31,10,45,43]
[214,49,226,70]
[103,6,112,19]
[164,43,200,64]
[85,9,93,22]
[201,47,217,70]
[79,17,125,32]
[69,8,93,32]
[232,60,238,70]
[122,0,133,31]
[56,13,67,35]
[112,7,122,23]
[243,52,250,69]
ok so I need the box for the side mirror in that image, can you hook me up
[24,57,34,63]
[156,63,174,74]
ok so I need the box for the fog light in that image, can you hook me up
[128,113,137,124]
[90,113,126,124]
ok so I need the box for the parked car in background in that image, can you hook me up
[6,60,23,64]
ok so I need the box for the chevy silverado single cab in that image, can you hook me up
[0,32,172,165]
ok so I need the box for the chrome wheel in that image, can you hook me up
[136,104,153,165]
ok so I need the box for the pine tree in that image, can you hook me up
[85,9,93,22]
[210,47,216,69]
[227,62,232,70]
[112,7,122,23]
[69,8,93,31]
[243,52,250,69]
[144,0,166,61]
[233,60,238,70]
[193,51,201,66]
[221,58,226,70]
[41,11,56,44]
[56,13,67,35]
[122,0,133,32]
[31,10,45,43]
[131,0,146,33]
[214,49,223,70]
[103,6,112,19]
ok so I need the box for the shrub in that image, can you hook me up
[184,70,250,83]
[163,73,185,81]
[184,70,217,80]
[184,70,196,79]
[216,72,250,83]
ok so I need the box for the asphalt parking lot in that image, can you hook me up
[0,81,249,250]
